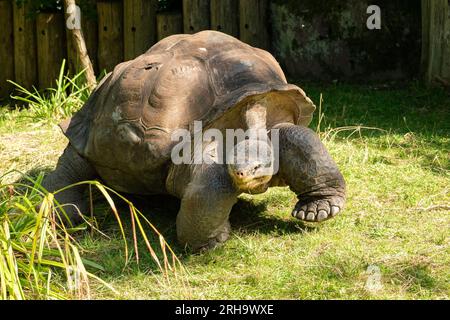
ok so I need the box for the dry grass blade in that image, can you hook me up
[0,173,123,299]
[90,182,129,265]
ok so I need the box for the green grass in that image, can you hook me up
[0,174,114,300]
[0,81,449,299]
[7,60,90,124]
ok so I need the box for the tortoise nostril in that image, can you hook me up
[236,171,244,177]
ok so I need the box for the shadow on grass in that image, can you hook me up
[303,83,450,173]
[101,192,311,243]
[230,198,314,235]
[68,191,311,277]
[15,167,311,276]
[88,192,314,277]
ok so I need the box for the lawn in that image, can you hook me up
[0,81,449,299]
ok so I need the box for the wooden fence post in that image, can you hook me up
[64,0,97,90]
[156,12,183,41]
[13,1,37,90]
[36,12,67,89]
[66,22,77,75]
[124,0,157,61]
[210,0,239,37]
[421,0,450,84]
[65,0,98,77]
[182,0,210,34]
[444,5,450,81]
[0,0,14,98]
[239,0,269,49]
[97,0,124,73]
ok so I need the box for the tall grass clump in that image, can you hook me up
[8,60,90,123]
[0,171,186,300]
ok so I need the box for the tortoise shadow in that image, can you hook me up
[98,194,316,276]
[19,167,314,237]
[230,198,314,235]
[18,167,314,274]
[116,193,313,240]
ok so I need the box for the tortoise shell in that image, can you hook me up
[61,31,315,193]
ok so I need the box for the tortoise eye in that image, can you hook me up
[144,62,160,70]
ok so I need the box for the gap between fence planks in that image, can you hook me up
[0,0,14,97]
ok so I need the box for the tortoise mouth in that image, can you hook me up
[228,168,272,192]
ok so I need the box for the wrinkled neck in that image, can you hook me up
[244,102,267,131]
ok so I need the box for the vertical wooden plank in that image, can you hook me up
[36,13,67,89]
[124,0,157,60]
[420,0,431,75]
[97,0,124,73]
[182,0,210,34]
[0,0,14,98]
[421,0,450,83]
[156,12,183,41]
[82,12,99,74]
[210,0,239,37]
[239,0,269,49]
[13,1,37,90]
[441,2,450,79]
[429,0,445,81]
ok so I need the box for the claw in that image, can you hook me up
[331,206,340,216]
[292,196,344,223]
[317,210,328,221]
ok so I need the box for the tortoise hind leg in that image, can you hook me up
[41,144,97,225]
[275,123,346,222]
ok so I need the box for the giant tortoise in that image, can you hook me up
[43,31,346,250]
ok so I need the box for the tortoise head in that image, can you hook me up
[226,137,274,193]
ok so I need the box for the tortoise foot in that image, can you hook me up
[291,195,345,222]
[196,222,231,252]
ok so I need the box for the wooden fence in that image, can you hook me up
[1,0,449,99]
[421,0,450,85]
[0,0,270,98]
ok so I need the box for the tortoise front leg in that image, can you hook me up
[275,123,346,222]
[174,164,239,251]
[41,144,97,225]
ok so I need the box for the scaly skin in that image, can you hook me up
[169,162,239,251]
[41,145,97,225]
[170,121,346,250]
[274,123,346,222]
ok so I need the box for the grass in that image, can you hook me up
[0,171,186,300]
[7,60,90,124]
[0,80,449,299]
[0,174,113,300]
